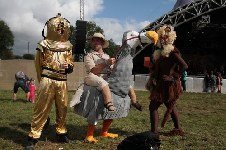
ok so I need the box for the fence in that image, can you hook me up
[0,60,86,91]
[0,60,225,94]
[134,74,226,94]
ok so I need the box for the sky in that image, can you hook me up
[0,0,177,56]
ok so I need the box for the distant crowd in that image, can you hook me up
[204,70,223,93]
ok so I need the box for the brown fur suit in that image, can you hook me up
[146,25,188,136]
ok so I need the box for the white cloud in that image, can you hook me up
[0,0,108,55]
[0,0,169,56]
[94,18,151,45]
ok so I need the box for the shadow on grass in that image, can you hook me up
[0,98,28,103]
[39,124,134,141]
[0,99,13,102]
[0,123,85,147]
[0,125,29,147]
[0,122,133,147]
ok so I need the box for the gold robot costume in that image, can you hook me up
[28,14,74,139]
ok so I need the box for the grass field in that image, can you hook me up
[0,90,226,150]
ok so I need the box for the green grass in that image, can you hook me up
[0,90,226,150]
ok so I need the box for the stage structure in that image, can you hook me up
[133,0,226,75]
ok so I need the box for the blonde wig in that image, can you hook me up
[153,24,177,61]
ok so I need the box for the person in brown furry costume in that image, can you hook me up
[146,24,188,136]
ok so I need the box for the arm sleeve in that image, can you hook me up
[65,49,74,74]
[25,75,30,81]
[84,53,95,72]
[35,46,42,83]
[66,48,74,66]
[173,53,188,72]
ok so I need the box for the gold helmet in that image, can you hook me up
[42,13,71,42]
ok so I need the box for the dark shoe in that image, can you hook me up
[132,102,142,111]
[56,133,70,143]
[24,136,38,150]
[104,102,115,112]
[43,117,50,131]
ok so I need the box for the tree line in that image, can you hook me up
[0,20,118,60]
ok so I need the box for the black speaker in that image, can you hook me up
[74,20,87,54]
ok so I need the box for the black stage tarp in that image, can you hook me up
[133,7,226,75]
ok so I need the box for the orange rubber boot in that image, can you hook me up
[100,119,118,138]
[85,124,98,143]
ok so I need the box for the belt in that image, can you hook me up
[41,74,67,81]
[42,66,66,75]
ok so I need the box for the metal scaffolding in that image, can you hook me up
[142,0,226,31]
[80,0,84,20]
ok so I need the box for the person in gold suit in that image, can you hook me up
[24,13,74,150]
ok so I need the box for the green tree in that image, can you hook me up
[23,54,35,60]
[0,20,14,59]
[86,21,104,39]
[105,39,120,57]
[85,21,118,54]
[84,21,105,53]
[14,55,23,59]
[70,21,118,54]
[69,25,76,46]
[70,21,118,61]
